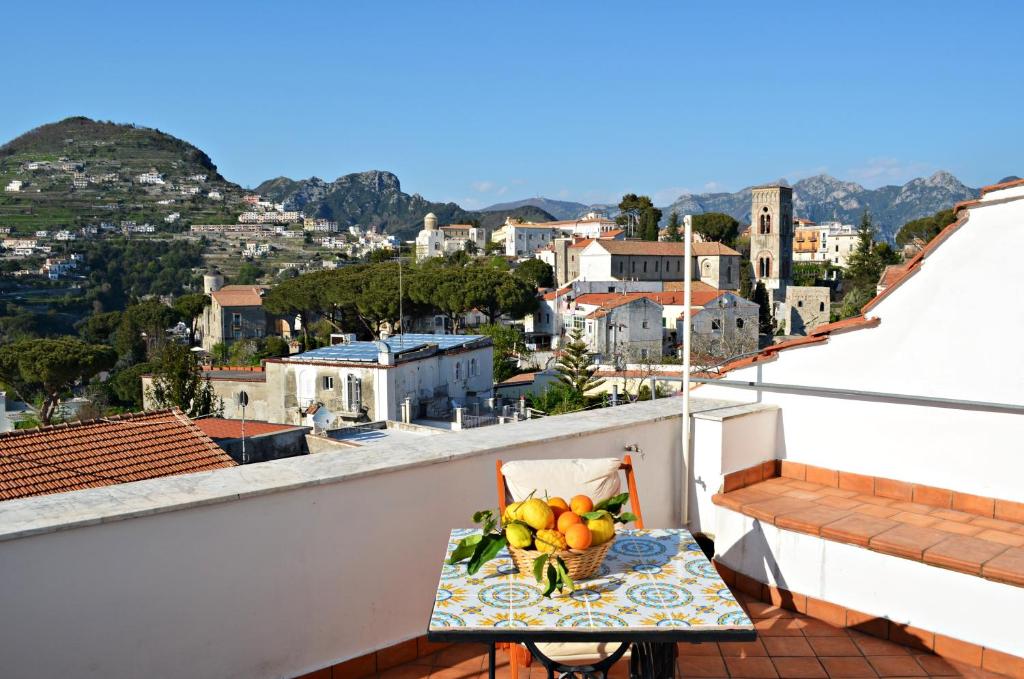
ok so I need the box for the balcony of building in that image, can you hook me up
[1,388,1021,679]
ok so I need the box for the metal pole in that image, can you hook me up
[682,215,693,528]
[241,402,247,464]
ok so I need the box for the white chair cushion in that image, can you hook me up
[533,641,631,662]
[501,458,622,503]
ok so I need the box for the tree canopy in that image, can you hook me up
[513,258,554,289]
[894,208,955,247]
[0,338,117,423]
[145,342,220,418]
[555,329,605,395]
[663,211,682,242]
[692,212,740,246]
[616,194,662,241]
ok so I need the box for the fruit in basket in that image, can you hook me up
[535,529,568,553]
[565,523,593,550]
[557,511,582,533]
[547,497,570,519]
[570,494,594,515]
[521,498,555,531]
[506,523,534,549]
[503,501,525,524]
[587,512,615,545]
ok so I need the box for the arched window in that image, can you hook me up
[819,302,825,312]
[701,260,712,277]
[736,318,744,329]
[758,255,772,278]
[759,207,772,234]
[470,358,478,376]
[455,362,462,380]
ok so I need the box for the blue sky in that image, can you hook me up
[2,1,1021,208]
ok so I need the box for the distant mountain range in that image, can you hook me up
[0,117,990,243]
[256,172,555,238]
[658,172,978,241]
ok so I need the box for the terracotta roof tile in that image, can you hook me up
[590,240,741,257]
[210,285,265,307]
[0,409,236,501]
[194,418,301,441]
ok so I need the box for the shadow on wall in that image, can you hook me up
[718,519,798,608]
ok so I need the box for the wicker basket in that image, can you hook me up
[508,535,616,581]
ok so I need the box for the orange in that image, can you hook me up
[557,511,582,533]
[564,523,593,550]
[548,497,570,519]
[570,494,594,515]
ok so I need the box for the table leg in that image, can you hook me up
[488,642,496,679]
[523,641,630,679]
[629,642,677,678]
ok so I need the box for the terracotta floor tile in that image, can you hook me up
[678,641,722,656]
[970,516,1021,532]
[821,514,900,547]
[801,620,850,637]
[745,600,795,619]
[865,655,927,677]
[854,495,895,507]
[785,489,829,501]
[818,488,860,499]
[931,520,983,536]
[818,656,878,678]
[814,496,861,511]
[788,480,824,491]
[975,528,1024,547]
[808,637,861,657]
[891,512,939,528]
[378,665,433,678]
[745,497,814,523]
[726,656,781,678]
[869,525,949,560]
[852,504,901,519]
[720,639,769,657]
[888,502,935,515]
[755,617,807,636]
[776,506,852,535]
[773,657,828,678]
[980,546,1024,586]
[922,535,1009,574]
[911,654,960,676]
[850,633,910,656]
[764,637,816,657]
[427,668,482,679]
[679,655,729,676]
[929,509,972,523]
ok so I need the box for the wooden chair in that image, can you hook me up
[494,456,645,678]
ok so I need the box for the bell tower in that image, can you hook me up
[750,185,793,300]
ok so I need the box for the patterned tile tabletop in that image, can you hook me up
[429,528,754,639]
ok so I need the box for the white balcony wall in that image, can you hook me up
[0,397,751,679]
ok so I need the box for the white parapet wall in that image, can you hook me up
[0,397,755,679]
[715,506,1024,658]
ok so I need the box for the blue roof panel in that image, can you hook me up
[290,334,485,363]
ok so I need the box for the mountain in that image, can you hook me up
[256,171,557,238]
[480,197,596,220]
[0,117,244,232]
[659,172,978,241]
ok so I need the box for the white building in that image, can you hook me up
[415,213,486,261]
[577,239,741,290]
[238,211,302,225]
[136,169,165,185]
[208,190,222,200]
[243,242,271,257]
[563,294,664,361]
[54,230,76,241]
[165,212,181,224]
[5,180,23,192]
[303,218,339,233]
[793,221,859,267]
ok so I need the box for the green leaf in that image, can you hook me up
[447,535,482,564]
[582,510,611,521]
[616,512,639,524]
[467,534,508,575]
[555,556,575,592]
[543,563,558,597]
[595,493,630,513]
[532,553,549,582]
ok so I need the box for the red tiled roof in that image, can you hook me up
[601,229,625,238]
[568,238,594,250]
[575,289,727,309]
[583,295,658,319]
[498,372,538,385]
[541,286,572,301]
[0,409,236,501]
[590,240,741,257]
[663,280,717,294]
[211,285,264,307]
[194,418,301,441]
[877,264,909,290]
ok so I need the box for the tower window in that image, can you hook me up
[736,318,744,329]
[758,255,772,278]
[759,208,772,235]
[819,302,825,312]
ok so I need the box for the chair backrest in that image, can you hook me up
[496,456,645,528]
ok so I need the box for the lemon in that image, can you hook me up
[587,513,615,546]
[521,498,554,531]
[506,523,533,549]
[535,529,567,553]
[503,501,524,524]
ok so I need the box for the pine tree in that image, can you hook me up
[752,282,775,337]
[664,211,682,242]
[555,329,605,395]
[146,342,222,417]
